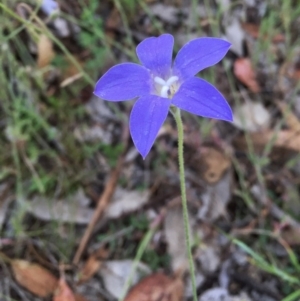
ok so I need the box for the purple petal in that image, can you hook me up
[129,95,171,158]
[173,38,231,81]
[136,34,174,78]
[172,77,233,121]
[94,63,151,101]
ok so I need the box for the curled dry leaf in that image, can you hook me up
[234,58,260,93]
[124,273,183,301]
[199,147,231,184]
[53,277,76,301]
[77,247,109,284]
[37,34,55,68]
[11,259,58,297]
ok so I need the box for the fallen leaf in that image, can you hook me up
[74,124,113,144]
[199,147,231,184]
[198,170,232,222]
[277,102,300,132]
[241,22,260,38]
[52,17,71,38]
[293,69,300,80]
[27,189,93,224]
[74,294,89,301]
[199,288,230,301]
[11,259,58,297]
[77,247,109,284]
[236,130,300,152]
[281,226,300,246]
[106,8,121,30]
[149,4,179,25]
[233,102,271,132]
[99,260,151,299]
[196,245,220,274]
[53,277,76,301]
[37,34,55,68]
[124,273,183,301]
[224,18,245,56]
[105,187,150,219]
[234,58,260,93]
[164,201,189,273]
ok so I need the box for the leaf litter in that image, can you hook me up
[2,0,300,301]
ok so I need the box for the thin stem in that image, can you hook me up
[172,107,197,301]
[119,227,155,301]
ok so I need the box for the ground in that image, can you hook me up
[1,0,300,301]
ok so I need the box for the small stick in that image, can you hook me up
[73,157,124,265]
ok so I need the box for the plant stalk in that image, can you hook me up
[173,107,197,301]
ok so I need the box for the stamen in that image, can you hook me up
[160,86,169,98]
[154,76,167,86]
[166,76,179,86]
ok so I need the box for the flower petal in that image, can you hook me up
[173,38,231,81]
[172,77,233,121]
[129,95,171,158]
[136,34,174,78]
[94,63,151,101]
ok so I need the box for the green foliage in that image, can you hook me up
[142,249,171,271]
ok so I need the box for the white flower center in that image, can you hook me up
[154,76,179,98]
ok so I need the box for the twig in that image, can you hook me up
[73,156,124,265]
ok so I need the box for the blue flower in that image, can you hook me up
[94,34,232,158]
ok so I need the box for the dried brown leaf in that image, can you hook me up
[37,34,55,68]
[200,147,231,184]
[277,102,300,132]
[74,294,89,301]
[241,130,300,152]
[124,273,183,301]
[53,277,76,301]
[293,68,300,80]
[106,8,121,30]
[281,226,300,246]
[234,58,260,93]
[77,247,108,284]
[11,259,58,297]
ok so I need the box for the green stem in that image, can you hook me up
[172,107,197,301]
[119,219,160,301]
